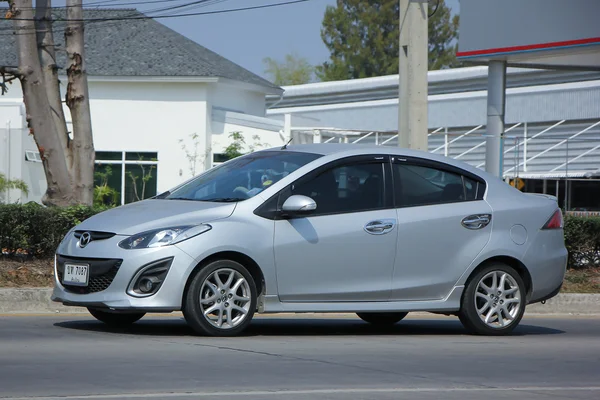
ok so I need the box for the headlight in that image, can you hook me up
[118,224,212,250]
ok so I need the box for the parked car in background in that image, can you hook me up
[52,143,567,336]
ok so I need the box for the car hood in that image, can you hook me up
[75,199,237,235]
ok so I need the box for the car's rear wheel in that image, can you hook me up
[183,259,257,337]
[459,263,526,335]
[87,308,145,326]
[356,312,408,325]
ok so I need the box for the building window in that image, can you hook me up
[24,151,42,162]
[95,151,158,206]
[212,153,230,167]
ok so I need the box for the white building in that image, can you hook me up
[0,8,285,205]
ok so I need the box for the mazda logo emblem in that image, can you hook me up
[79,232,92,248]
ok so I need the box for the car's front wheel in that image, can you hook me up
[458,263,526,335]
[87,308,145,326]
[356,312,408,325]
[183,259,257,337]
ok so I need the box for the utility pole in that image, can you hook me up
[398,0,428,151]
[485,60,507,178]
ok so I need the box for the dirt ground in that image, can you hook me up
[0,258,55,288]
[1,257,599,293]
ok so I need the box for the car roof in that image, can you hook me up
[263,143,500,183]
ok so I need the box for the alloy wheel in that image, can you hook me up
[474,270,521,329]
[199,268,252,330]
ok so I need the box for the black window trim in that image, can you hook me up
[389,155,487,209]
[254,154,394,220]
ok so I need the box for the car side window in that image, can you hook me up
[464,176,478,200]
[393,162,482,208]
[289,161,387,216]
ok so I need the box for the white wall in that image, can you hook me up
[79,80,212,193]
[211,109,284,157]
[0,96,46,204]
[0,77,281,202]
[210,82,267,116]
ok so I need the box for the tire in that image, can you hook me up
[458,263,526,336]
[356,312,408,325]
[183,259,257,337]
[87,308,145,326]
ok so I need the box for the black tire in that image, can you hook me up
[356,312,408,325]
[183,259,257,337]
[458,263,526,336]
[87,308,145,326]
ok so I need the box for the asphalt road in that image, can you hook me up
[0,313,599,400]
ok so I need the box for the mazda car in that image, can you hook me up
[52,143,567,336]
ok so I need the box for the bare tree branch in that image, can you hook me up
[36,0,72,170]
[8,0,74,206]
[65,0,95,206]
[1,70,20,95]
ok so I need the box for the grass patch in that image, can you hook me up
[561,268,600,293]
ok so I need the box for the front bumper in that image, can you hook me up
[51,233,197,311]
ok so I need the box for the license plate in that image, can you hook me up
[63,264,89,286]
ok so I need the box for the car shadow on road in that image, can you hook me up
[54,316,565,337]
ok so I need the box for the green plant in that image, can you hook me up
[93,165,119,207]
[564,215,600,269]
[249,134,270,153]
[0,172,29,201]
[222,132,269,161]
[179,132,205,176]
[0,203,107,259]
[223,131,246,160]
[126,156,156,203]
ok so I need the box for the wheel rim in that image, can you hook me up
[474,270,521,329]
[199,268,251,330]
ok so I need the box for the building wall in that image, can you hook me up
[0,98,47,204]
[211,109,284,162]
[80,80,211,194]
[211,83,267,116]
[0,77,279,204]
[267,79,600,131]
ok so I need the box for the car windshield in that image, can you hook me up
[159,150,322,202]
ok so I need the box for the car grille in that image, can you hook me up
[73,231,116,240]
[56,255,122,294]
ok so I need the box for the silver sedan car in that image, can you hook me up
[52,144,567,336]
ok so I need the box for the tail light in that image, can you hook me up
[542,209,563,230]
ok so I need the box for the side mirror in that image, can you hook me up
[281,195,317,216]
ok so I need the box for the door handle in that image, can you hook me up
[461,214,491,230]
[364,219,396,235]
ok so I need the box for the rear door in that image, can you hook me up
[390,156,493,301]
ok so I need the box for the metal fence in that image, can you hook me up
[310,118,600,211]
[316,119,600,182]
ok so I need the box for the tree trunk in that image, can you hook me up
[65,0,95,206]
[8,0,74,207]
[35,0,73,170]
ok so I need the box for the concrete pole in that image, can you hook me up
[485,60,507,178]
[398,0,428,151]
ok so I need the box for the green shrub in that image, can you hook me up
[1,204,600,268]
[0,203,109,259]
[564,215,600,270]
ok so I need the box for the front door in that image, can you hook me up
[389,157,493,301]
[274,156,398,302]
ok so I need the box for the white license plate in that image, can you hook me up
[63,264,89,286]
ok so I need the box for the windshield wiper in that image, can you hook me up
[200,197,245,203]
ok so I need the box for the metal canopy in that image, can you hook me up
[457,0,600,71]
